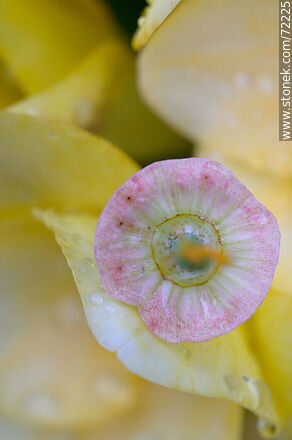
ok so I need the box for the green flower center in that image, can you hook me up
[152,214,222,287]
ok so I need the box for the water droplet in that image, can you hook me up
[257,419,277,438]
[104,304,115,313]
[200,296,209,318]
[24,393,57,418]
[257,76,273,94]
[90,294,104,305]
[82,257,94,266]
[79,257,95,272]
[95,376,129,403]
[234,72,250,89]
[138,16,145,26]
[75,100,96,127]
[17,105,38,117]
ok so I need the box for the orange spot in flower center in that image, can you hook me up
[180,240,229,266]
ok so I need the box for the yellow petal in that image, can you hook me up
[196,146,292,297]
[0,388,243,440]
[7,40,127,130]
[137,0,291,178]
[0,210,137,430]
[1,209,242,438]
[0,418,58,440]
[36,208,282,437]
[88,381,243,440]
[6,42,191,165]
[0,0,116,94]
[133,0,182,50]
[251,289,292,437]
[0,418,34,440]
[98,53,191,165]
[0,112,139,212]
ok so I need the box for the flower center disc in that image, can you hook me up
[152,214,222,287]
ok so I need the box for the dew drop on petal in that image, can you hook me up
[24,393,57,418]
[234,72,250,89]
[257,419,277,438]
[104,304,115,313]
[90,294,104,306]
[95,376,133,405]
[81,257,94,267]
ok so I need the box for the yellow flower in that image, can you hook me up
[0,0,190,165]
[0,0,116,94]
[0,113,139,431]
[36,204,283,438]
[135,0,291,177]
[0,0,289,438]
[0,112,242,439]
